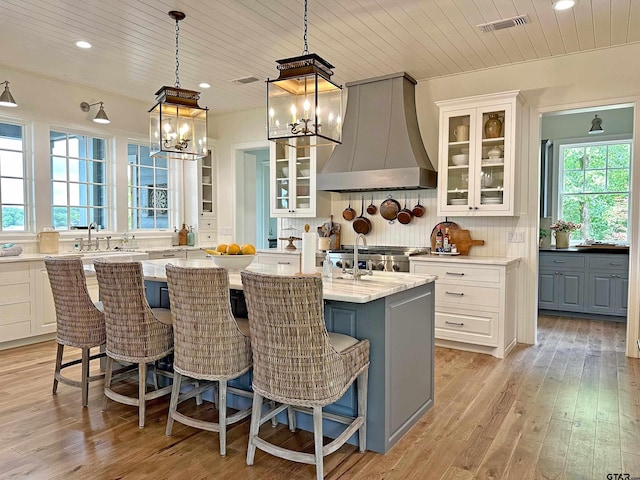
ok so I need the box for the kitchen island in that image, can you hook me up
[137,259,436,454]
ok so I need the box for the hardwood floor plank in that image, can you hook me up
[537,418,572,479]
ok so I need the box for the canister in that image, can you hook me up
[38,228,60,254]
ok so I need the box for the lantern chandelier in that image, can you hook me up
[266,0,343,146]
[149,11,208,160]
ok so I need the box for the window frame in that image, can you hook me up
[554,135,633,244]
[0,117,31,234]
[49,129,109,231]
[127,141,172,231]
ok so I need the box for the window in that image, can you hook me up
[50,131,107,230]
[127,143,169,229]
[0,122,26,231]
[558,140,631,243]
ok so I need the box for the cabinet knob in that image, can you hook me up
[468,206,473,210]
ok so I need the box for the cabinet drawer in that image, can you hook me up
[435,309,497,346]
[0,264,30,284]
[421,264,501,284]
[588,256,628,272]
[258,254,296,266]
[0,281,32,302]
[539,254,584,269]
[435,283,500,309]
[0,300,32,326]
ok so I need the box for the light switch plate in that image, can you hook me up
[507,231,525,243]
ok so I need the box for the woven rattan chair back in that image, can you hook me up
[165,264,251,379]
[241,271,364,407]
[93,260,173,363]
[45,256,105,347]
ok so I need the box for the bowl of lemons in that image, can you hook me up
[206,243,256,272]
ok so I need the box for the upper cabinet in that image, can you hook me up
[436,91,523,216]
[200,150,214,215]
[270,137,330,218]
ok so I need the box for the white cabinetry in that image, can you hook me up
[270,137,330,218]
[36,262,57,335]
[0,262,35,343]
[199,149,217,244]
[436,91,523,216]
[410,257,519,359]
[146,249,187,260]
[256,251,298,266]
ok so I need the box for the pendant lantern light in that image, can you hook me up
[267,0,343,146]
[149,11,208,160]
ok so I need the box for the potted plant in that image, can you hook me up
[549,219,582,248]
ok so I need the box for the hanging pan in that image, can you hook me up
[342,195,356,221]
[379,195,401,223]
[366,195,377,215]
[412,194,426,217]
[353,196,372,235]
[397,194,414,225]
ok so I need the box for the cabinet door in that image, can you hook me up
[617,275,629,316]
[538,269,559,310]
[200,150,214,215]
[36,264,57,334]
[437,108,476,213]
[586,272,616,315]
[558,271,585,312]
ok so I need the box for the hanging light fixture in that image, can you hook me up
[0,81,18,107]
[149,11,208,160]
[80,101,110,124]
[588,114,604,134]
[267,0,343,146]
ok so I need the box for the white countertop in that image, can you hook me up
[0,251,149,264]
[410,255,520,266]
[85,258,436,304]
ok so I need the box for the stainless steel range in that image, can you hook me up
[326,246,430,273]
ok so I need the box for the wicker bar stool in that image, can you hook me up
[44,256,106,407]
[164,264,253,456]
[240,271,370,480]
[93,259,174,428]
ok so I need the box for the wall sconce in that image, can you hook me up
[80,101,110,124]
[0,81,18,107]
[588,114,604,134]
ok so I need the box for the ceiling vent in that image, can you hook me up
[477,14,530,33]
[231,76,260,85]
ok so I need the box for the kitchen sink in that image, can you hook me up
[59,251,150,264]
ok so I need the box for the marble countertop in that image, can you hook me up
[410,255,520,266]
[85,258,436,304]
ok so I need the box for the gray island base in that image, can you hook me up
[141,259,436,454]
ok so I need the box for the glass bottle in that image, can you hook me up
[443,228,451,253]
[178,224,188,246]
[322,251,333,279]
[187,226,195,246]
[171,226,179,246]
[436,227,443,252]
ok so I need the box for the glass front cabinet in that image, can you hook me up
[270,137,330,218]
[436,91,523,216]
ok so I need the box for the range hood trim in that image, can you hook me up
[317,72,437,192]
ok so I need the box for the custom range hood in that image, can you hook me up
[317,72,437,192]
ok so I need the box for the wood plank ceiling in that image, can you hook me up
[0,0,638,114]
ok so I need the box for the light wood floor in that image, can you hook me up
[1,315,639,479]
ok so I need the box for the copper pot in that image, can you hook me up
[342,195,356,221]
[366,195,377,215]
[412,194,426,217]
[397,195,414,225]
[353,196,372,235]
[379,195,400,222]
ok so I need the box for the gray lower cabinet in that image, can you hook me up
[539,251,628,317]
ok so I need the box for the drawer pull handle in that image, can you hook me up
[445,272,465,276]
[162,254,176,257]
[445,321,465,327]
[610,263,623,266]
[445,291,464,296]
[277,261,291,265]
[553,260,566,263]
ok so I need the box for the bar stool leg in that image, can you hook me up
[138,362,147,428]
[312,406,324,480]
[287,406,296,432]
[166,372,182,436]
[218,380,227,456]
[81,348,90,407]
[357,369,368,452]
[53,343,64,394]
[246,393,263,465]
[103,357,114,411]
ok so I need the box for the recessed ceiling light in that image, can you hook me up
[552,0,575,11]
[75,40,92,49]
[198,82,211,89]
